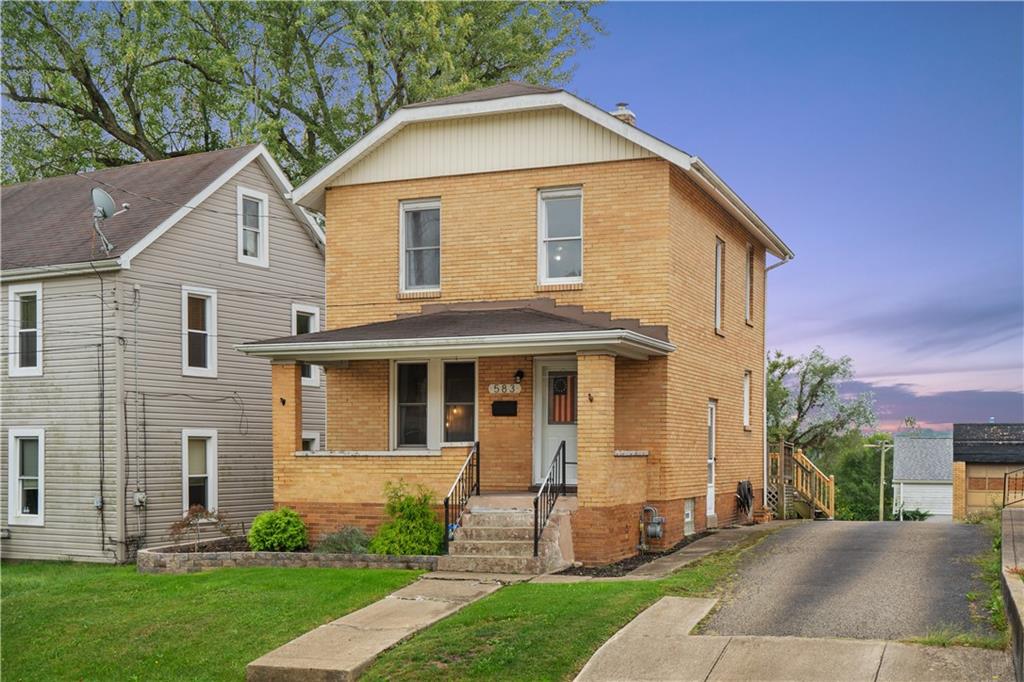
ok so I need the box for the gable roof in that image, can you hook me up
[292,82,793,259]
[893,433,953,482]
[2,144,323,278]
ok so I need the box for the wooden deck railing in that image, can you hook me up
[791,448,835,519]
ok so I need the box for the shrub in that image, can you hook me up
[314,526,370,554]
[368,482,444,556]
[248,507,308,552]
[168,505,236,553]
[900,508,932,522]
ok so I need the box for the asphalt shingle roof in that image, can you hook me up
[892,433,953,482]
[953,423,1024,463]
[403,82,561,109]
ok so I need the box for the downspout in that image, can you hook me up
[113,277,127,562]
[763,256,793,509]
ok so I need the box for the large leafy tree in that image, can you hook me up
[767,346,876,452]
[2,1,601,182]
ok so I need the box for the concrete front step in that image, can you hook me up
[456,525,534,541]
[448,539,535,557]
[436,554,542,574]
[462,511,535,528]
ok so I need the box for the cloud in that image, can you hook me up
[842,379,1024,430]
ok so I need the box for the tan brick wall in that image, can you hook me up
[325,361,389,451]
[477,356,534,491]
[953,460,966,520]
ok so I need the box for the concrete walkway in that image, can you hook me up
[576,597,1013,682]
[246,574,508,681]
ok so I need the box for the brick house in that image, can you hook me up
[240,83,794,568]
[952,423,1024,520]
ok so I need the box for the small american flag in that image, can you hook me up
[550,374,577,424]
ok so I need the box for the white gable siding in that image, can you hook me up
[333,107,655,186]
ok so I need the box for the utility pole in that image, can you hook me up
[865,440,893,521]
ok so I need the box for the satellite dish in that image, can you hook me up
[91,187,117,219]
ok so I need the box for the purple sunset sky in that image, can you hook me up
[569,2,1023,430]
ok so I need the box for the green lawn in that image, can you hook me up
[1,561,420,681]
[363,533,766,682]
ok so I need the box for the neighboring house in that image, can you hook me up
[239,82,794,568]
[891,432,953,521]
[952,423,1024,520]
[2,145,326,562]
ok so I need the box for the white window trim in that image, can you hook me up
[236,186,270,268]
[291,303,321,387]
[398,198,441,294]
[181,286,218,378]
[301,431,321,452]
[7,427,44,526]
[743,370,752,429]
[537,187,583,285]
[8,282,42,377]
[745,243,754,325]
[388,358,478,451]
[714,238,725,333]
[181,428,218,513]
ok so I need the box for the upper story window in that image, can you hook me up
[745,244,755,325]
[237,186,270,267]
[714,238,725,333]
[400,199,441,292]
[8,283,42,377]
[181,286,217,378]
[7,428,44,526]
[291,303,321,387]
[538,188,583,285]
[182,429,217,512]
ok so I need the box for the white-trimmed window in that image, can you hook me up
[743,371,752,429]
[714,238,725,333]
[181,286,217,378]
[538,187,583,284]
[7,428,44,526]
[237,186,270,267]
[745,244,755,325]
[390,359,477,450]
[182,429,217,512]
[291,303,321,387]
[301,431,321,452]
[400,199,441,292]
[8,283,42,377]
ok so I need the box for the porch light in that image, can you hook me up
[514,369,524,384]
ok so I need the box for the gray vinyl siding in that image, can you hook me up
[1,158,325,561]
[1,274,121,561]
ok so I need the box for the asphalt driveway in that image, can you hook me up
[703,520,996,640]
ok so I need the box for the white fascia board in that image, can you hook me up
[237,329,676,362]
[1,258,121,282]
[117,145,323,269]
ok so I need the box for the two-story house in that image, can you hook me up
[2,144,326,562]
[240,83,794,569]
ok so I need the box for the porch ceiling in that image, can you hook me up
[237,302,675,361]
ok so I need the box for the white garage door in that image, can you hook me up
[900,482,953,516]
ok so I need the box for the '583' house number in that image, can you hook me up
[488,383,522,395]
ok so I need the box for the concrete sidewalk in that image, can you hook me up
[575,597,1013,682]
[246,574,507,681]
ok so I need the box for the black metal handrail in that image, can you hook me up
[533,440,567,557]
[443,442,480,551]
[1005,465,1024,508]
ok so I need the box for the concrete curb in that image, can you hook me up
[1001,507,1024,682]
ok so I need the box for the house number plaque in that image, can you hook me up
[488,383,522,395]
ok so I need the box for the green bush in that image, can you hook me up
[248,507,308,552]
[368,482,444,556]
[900,508,932,522]
[314,526,370,554]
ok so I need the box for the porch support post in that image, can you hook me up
[271,360,303,503]
[576,352,616,509]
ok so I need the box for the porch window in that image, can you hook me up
[182,286,217,377]
[397,363,429,447]
[7,428,44,525]
[9,283,42,376]
[291,303,321,386]
[444,362,476,443]
[538,188,582,284]
[182,429,217,512]
[400,199,441,292]
[547,372,577,424]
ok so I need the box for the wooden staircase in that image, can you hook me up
[768,442,835,520]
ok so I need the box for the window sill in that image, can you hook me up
[8,368,43,378]
[614,449,649,458]
[743,426,753,433]
[182,369,218,379]
[7,516,44,527]
[536,281,583,292]
[398,290,442,300]
[714,329,725,338]
[745,320,754,329]
[237,258,269,269]
[295,449,442,458]
[442,442,475,448]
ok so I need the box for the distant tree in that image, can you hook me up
[833,432,894,521]
[767,346,876,452]
[2,1,602,182]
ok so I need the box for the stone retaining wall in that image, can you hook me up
[137,544,438,574]
[1002,507,1024,682]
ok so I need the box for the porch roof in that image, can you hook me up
[238,301,675,361]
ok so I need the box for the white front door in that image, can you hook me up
[534,359,578,485]
[707,400,717,517]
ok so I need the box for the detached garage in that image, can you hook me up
[892,433,952,521]
[952,423,1024,520]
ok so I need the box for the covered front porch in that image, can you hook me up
[240,299,675,564]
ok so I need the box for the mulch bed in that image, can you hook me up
[157,537,250,553]
[558,531,712,578]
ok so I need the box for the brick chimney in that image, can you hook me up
[611,102,636,126]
